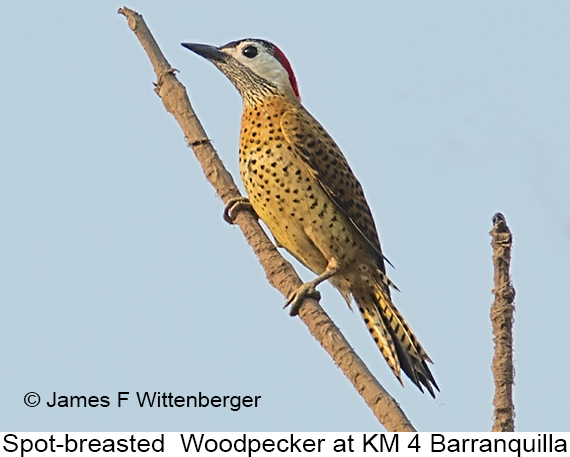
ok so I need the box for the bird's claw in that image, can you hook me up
[285,283,321,316]
[223,197,256,224]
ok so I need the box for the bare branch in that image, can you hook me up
[118,6,416,432]
[490,212,516,432]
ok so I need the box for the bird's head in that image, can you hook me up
[182,39,300,106]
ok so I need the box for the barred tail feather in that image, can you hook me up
[353,280,439,397]
[359,306,402,384]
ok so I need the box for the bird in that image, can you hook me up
[182,38,438,396]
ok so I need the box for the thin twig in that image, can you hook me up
[490,213,516,432]
[118,6,416,432]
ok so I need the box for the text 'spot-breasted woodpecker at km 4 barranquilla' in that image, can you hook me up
[182,38,438,396]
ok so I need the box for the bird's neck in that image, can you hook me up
[242,88,300,110]
[241,95,301,124]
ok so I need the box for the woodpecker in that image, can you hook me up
[182,39,438,396]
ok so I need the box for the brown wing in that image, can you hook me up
[280,108,390,272]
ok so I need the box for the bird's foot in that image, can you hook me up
[223,197,257,224]
[285,283,322,316]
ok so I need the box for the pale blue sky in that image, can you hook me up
[2,1,569,431]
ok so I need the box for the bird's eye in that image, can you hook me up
[242,45,258,58]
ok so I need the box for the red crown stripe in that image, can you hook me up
[271,45,300,100]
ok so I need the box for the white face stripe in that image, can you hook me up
[221,41,294,96]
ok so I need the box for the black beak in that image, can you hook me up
[181,43,227,63]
